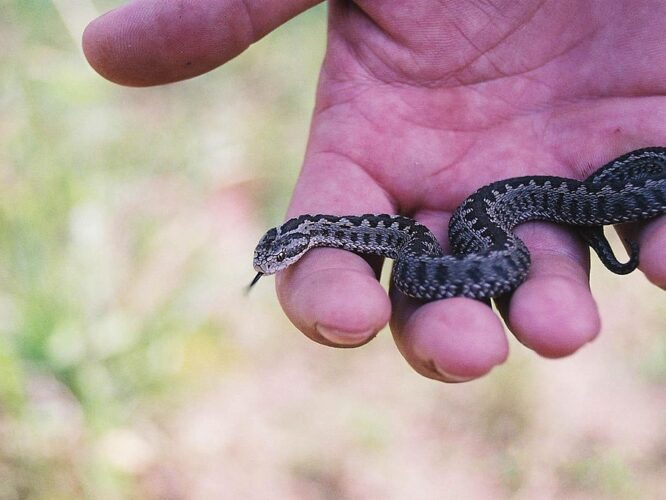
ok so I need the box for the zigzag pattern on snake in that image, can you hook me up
[251,147,666,300]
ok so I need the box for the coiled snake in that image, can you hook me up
[251,147,666,300]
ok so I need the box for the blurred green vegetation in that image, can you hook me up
[1,1,325,497]
[1,2,665,499]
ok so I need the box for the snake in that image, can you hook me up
[250,147,666,300]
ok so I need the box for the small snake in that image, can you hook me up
[251,147,666,300]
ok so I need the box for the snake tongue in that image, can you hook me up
[247,272,264,292]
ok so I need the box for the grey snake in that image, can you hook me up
[251,147,666,300]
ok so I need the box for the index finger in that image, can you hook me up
[275,150,396,346]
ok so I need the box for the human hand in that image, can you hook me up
[84,0,666,382]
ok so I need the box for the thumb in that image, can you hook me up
[82,0,322,86]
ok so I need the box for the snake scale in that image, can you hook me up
[251,147,666,300]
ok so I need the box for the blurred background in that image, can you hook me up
[1,1,665,499]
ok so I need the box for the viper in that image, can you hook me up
[251,147,666,300]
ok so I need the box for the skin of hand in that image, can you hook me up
[83,0,666,382]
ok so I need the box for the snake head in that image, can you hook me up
[253,226,312,275]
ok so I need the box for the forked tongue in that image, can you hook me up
[245,272,264,295]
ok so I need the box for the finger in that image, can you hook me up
[496,222,601,358]
[82,0,321,86]
[391,297,510,382]
[617,216,666,289]
[390,211,509,382]
[275,152,395,347]
[276,250,389,347]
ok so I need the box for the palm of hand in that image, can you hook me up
[84,0,666,381]
[311,1,664,213]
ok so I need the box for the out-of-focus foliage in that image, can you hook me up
[0,2,664,499]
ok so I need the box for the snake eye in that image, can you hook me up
[276,251,286,262]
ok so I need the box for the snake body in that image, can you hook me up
[251,147,666,300]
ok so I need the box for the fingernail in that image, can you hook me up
[429,362,476,383]
[315,324,376,346]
